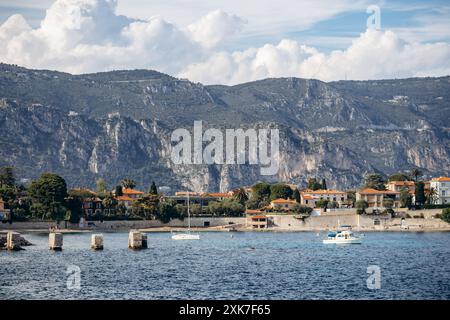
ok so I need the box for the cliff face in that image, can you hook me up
[0,63,449,192]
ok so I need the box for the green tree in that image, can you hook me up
[399,190,413,208]
[29,173,67,207]
[115,185,123,197]
[96,178,108,194]
[427,187,438,205]
[355,200,368,214]
[157,202,179,223]
[233,188,248,205]
[65,196,83,223]
[269,184,293,200]
[137,194,160,219]
[121,178,136,189]
[0,185,18,203]
[346,191,356,207]
[388,173,410,181]
[441,208,450,223]
[252,182,271,201]
[149,181,158,195]
[321,179,327,190]
[316,199,329,208]
[293,188,301,203]
[245,197,267,210]
[415,181,426,205]
[307,178,322,191]
[328,201,339,209]
[0,166,15,188]
[410,168,423,182]
[363,173,386,191]
[382,198,394,209]
[292,203,313,215]
[102,194,118,216]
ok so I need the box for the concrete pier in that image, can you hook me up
[90,234,104,250]
[128,230,146,249]
[6,231,23,251]
[49,232,63,250]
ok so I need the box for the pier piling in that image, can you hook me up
[128,231,146,250]
[49,232,63,250]
[91,234,104,250]
[6,231,22,251]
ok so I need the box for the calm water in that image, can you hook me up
[0,232,449,300]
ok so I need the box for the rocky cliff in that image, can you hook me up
[0,63,449,192]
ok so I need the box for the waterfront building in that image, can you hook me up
[82,196,103,216]
[116,195,135,209]
[300,189,347,208]
[430,176,450,204]
[356,188,400,208]
[114,188,144,209]
[270,198,297,211]
[386,180,415,193]
[121,188,144,199]
[246,212,269,229]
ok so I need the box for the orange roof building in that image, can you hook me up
[300,189,348,208]
[122,188,144,196]
[270,198,297,210]
[386,181,415,194]
[356,188,400,208]
[431,176,450,182]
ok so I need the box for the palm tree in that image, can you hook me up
[233,188,249,206]
[121,178,136,189]
[410,168,423,182]
[427,187,438,205]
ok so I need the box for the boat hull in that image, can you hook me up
[171,233,200,240]
[323,238,362,244]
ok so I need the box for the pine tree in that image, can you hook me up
[321,179,327,190]
[293,188,301,203]
[149,181,158,195]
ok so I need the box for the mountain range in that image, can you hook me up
[0,63,449,192]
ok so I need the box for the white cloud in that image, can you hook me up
[0,0,450,85]
[180,30,450,84]
[187,10,246,49]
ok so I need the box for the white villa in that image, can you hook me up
[430,176,450,205]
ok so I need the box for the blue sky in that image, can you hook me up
[0,0,449,84]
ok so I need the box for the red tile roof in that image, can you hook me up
[122,188,144,195]
[250,215,267,220]
[302,189,346,195]
[358,188,399,195]
[388,181,415,186]
[432,176,450,182]
[271,198,296,204]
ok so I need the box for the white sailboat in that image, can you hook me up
[171,191,200,240]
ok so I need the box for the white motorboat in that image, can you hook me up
[171,191,200,240]
[171,233,200,240]
[323,229,362,244]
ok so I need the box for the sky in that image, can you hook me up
[0,0,449,85]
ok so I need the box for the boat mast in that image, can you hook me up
[187,191,191,231]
